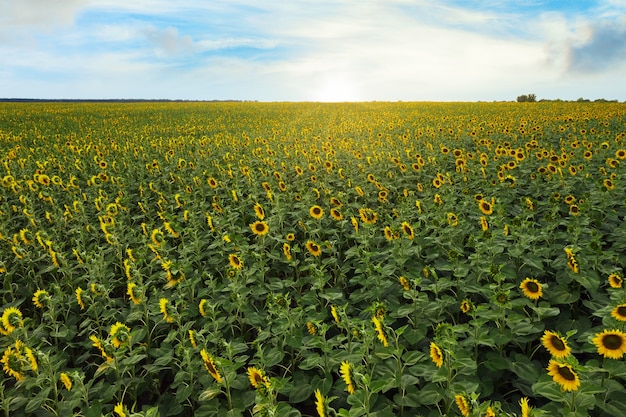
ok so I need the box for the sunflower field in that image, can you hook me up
[1,101,625,417]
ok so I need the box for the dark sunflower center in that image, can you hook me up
[255,224,265,232]
[617,306,626,317]
[603,334,624,350]
[313,208,321,215]
[526,282,539,293]
[558,365,576,381]
[550,335,566,351]
[311,244,319,251]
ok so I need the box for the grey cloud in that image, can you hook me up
[567,18,626,72]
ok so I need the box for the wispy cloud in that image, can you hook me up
[1,0,625,100]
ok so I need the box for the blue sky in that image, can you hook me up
[2,0,626,101]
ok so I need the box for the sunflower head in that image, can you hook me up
[309,205,324,219]
[592,329,626,359]
[429,342,444,368]
[228,253,243,270]
[547,359,580,391]
[306,240,322,257]
[250,221,269,236]
[520,278,543,300]
[247,366,270,389]
[1,307,23,334]
[110,322,131,349]
[541,330,571,359]
[454,394,471,417]
[608,273,623,289]
[32,289,50,308]
[611,304,626,322]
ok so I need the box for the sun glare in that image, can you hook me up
[312,75,360,102]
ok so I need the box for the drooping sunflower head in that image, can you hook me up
[460,299,472,314]
[519,397,532,417]
[541,330,571,359]
[253,203,265,220]
[247,366,270,389]
[401,222,414,239]
[339,361,356,394]
[250,220,269,236]
[399,276,410,291]
[314,389,326,417]
[32,289,50,308]
[200,349,223,383]
[1,307,23,334]
[110,322,131,349]
[546,359,580,392]
[429,342,444,368]
[592,329,626,359]
[454,394,471,417]
[520,278,543,300]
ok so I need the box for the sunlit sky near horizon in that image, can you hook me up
[2,0,626,102]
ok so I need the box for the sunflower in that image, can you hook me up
[32,289,50,308]
[455,394,471,417]
[1,307,22,334]
[592,329,626,359]
[127,282,142,305]
[207,177,218,188]
[399,276,410,291]
[75,287,86,310]
[480,216,489,231]
[309,205,324,219]
[306,321,317,335]
[250,221,269,236]
[401,222,414,239]
[429,342,443,367]
[198,299,208,317]
[228,254,243,269]
[372,316,388,347]
[247,366,270,389]
[358,208,378,224]
[447,212,458,227]
[383,226,394,241]
[611,304,626,322]
[113,402,127,417]
[604,178,615,190]
[351,217,359,233]
[608,273,623,289]
[159,298,175,323]
[339,361,356,394]
[569,204,580,216]
[253,203,265,220]
[331,305,340,324]
[60,372,72,390]
[151,229,164,246]
[460,299,471,314]
[283,243,292,261]
[314,389,326,417]
[330,197,342,207]
[479,200,493,215]
[547,360,580,391]
[330,208,343,221]
[485,406,496,417]
[520,397,531,417]
[306,240,322,257]
[541,330,571,358]
[520,278,542,300]
[200,349,223,383]
[110,322,131,349]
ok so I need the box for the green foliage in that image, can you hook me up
[0,101,625,416]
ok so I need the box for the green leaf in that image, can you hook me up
[416,384,443,405]
[289,383,313,403]
[198,388,222,401]
[531,379,568,402]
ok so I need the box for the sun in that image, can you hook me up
[312,75,361,102]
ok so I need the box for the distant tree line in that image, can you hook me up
[517,94,620,103]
